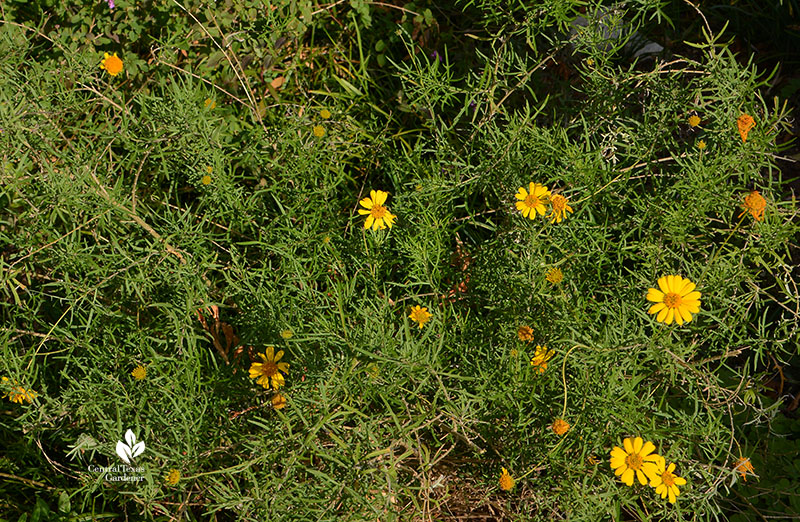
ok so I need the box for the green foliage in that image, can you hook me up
[1,0,798,521]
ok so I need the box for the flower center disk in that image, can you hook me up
[263,362,278,376]
[371,205,387,219]
[524,195,539,207]
[663,292,682,308]
[625,453,643,470]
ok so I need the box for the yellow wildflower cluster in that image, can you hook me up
[2,376,37,404]
[515,183,574,223]
[610,436,687,504]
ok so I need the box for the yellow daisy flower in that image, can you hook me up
[271,393,287,410]
[650,456,687,504]
[697,140,706,150]
[546,267,563,284]
[609,436,661,486]
[357,190,397,230]
[739,190,766,221]
[515,182,550,219]
[248,346,289,390]
[313,125,326,137]
[280,329,294,340]
[530,345,554,373]
[548,194,574,223]
[499,467,515,491]
[2,376,37,404]
[131,365,147,381]
[688,115,701,127]
[201,175,212,185]
[517,325,534,342]
[164,469,181,485]
[99,52,123,76]
[551,418,570,435]
[409,305,432,328]
[320,109,332,119]
[646,275,701,325]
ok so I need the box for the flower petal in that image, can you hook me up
[623,438,634,454]
[621,469,635,486]
[679,280,696,296]
[648,302,666,315]
[610,447,627,460]
[374,190,388,206]
[657,306,669,323]
[359,197,373,209]
[665,308,675,324]
[684,291,701,302]
[668,275,679,292]
[633,437,643,453]
[610,456,626,468]
[658,276,670,294]
[640,441,656,457]
[647,289,665,302]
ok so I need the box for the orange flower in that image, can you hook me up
[517,325,534,342]
[737,114,755,143]
[551,418,570,435]
[272,393,287,410]
[100,52,123,76]
[734,457,755,482]
[499,467,515,491]
[739,190,766,221]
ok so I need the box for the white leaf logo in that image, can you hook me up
[115,429,145,464]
